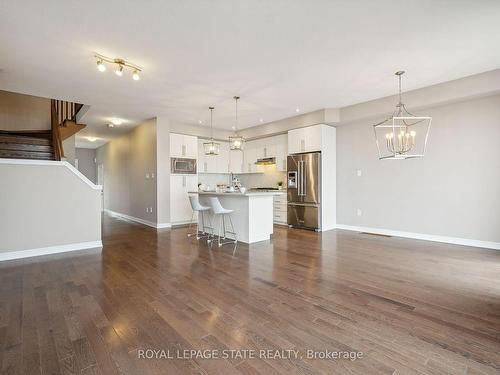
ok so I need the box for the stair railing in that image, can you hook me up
[50,99,84,161]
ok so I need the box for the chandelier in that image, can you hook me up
[229,96,245,150]
[203,106,219,155]
[373,71,431,160]
[94,53,141,80]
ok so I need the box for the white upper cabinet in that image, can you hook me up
[288,125,322,154]
[273,134,288,171]
[216,142,230,174]
[229,150,244,173]
[170,133,198,158]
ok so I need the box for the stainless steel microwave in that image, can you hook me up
[171,158,197,174]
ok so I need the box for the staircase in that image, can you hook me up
[0,130,55,160]
[0,99,86,161]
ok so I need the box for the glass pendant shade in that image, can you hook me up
[229,135,244,150]
[373,71,431,160]
[229,96,245,150]
[203,140,220,155]
[204,106,219,156]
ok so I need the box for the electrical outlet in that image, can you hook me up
[151,173,155,179]
[357,170,362,177]
[146,173,150,179]
[357,209,362,216]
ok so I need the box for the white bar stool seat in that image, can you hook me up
[188,195,212,240]
[208,197,237,247]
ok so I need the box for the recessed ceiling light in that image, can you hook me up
[111,118,123,125]
[295,107,300,113]
[87,136,97,142]
[108,123,114,128]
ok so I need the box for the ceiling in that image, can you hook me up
[1,0,500,148]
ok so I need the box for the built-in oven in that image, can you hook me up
[171,157,197,174]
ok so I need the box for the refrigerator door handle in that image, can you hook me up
[288,202,319,207]
[299,160,304,196]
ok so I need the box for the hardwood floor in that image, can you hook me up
[1,214,500,375]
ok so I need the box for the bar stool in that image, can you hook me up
[188,195,211,240]
[207,197,237,247]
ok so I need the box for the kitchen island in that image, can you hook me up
[189,191,284,244]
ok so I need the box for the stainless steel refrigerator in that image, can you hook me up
[287,152,321,230]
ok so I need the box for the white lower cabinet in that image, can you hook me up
[273,193,287,224]
[170,175,198,224]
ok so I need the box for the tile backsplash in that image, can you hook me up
[198,166,286,190]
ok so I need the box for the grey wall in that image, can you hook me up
[337,94,500,243]
[96,119,157,224]
[0,162,101,252]
[0,89,51,131]
[76,148,96,183]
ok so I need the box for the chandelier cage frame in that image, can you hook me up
[373,71,432,160]
[203,106,220,156]
[229,96,245,151]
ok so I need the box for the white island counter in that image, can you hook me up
[189,191,284,244]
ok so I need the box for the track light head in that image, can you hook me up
[97,60,106,72]
[115,64,124,76]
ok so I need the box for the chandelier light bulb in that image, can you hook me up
[97,60,106,72]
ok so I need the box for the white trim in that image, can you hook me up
[0,241,103,262]
[0,158,102,190]
[105,209,171,229]
[157,223,172,229]
[335,224,500,251]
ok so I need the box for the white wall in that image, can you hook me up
[0,160,102,258]
[337,94,500,244]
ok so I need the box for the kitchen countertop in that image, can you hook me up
[188,190,284,197]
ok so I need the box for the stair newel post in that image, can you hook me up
[51,99,63,160]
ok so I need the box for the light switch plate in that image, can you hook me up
[357,170,362,177]
[357,209,362,216]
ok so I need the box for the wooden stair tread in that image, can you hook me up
[0,142,53,152]
[0,149,55,160]
[0,134,52,145]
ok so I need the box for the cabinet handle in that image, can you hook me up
[248,163,251,172]
[300,139,305,151]
[182,145,186,156]
[204,162,207,172]
[182,176,186,187]
[264,147,267,157]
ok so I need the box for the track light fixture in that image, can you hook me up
[94,53,141,81]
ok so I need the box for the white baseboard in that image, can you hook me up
[105,209,171,229]
[335,224,500,251]
[0,241,103,262]
[157,223,172,229]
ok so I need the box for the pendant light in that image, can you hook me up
[229,96,245,151]
[373,71,432,160]
[203,106,220,155]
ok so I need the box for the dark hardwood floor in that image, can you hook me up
[1,214,500,374]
